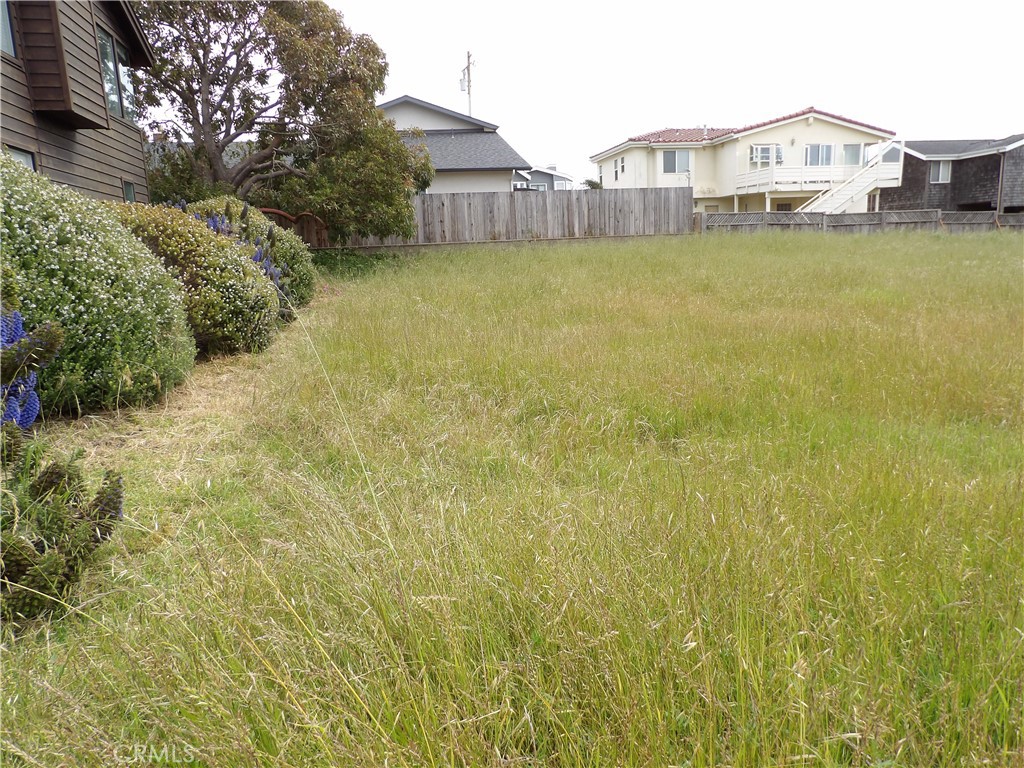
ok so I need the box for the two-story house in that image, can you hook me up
[381,95,531,194]
[1,0,154,202]
[589,107,903,214]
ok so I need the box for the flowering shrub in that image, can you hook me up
[114,204,279,356]
[0,154,195,413]
[189,196,317,310]
[1,307,63,429]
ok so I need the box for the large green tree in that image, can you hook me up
[135,0,431,239]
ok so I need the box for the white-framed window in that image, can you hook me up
[929,160,951,184]
[529,183,547,191]
[749,144,782,166]
[613,158,619,181]
[598,165,602,186]
[663,150,690,174]
[512,181,527,189]
[554,180,568,190]
[1,0,15,56]
[97,27,136,121]
[804,144,833,166]
[843,144,862,166]
[4,145,35,170]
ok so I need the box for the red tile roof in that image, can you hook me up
[628,127,734,143]
[735,107,895,136]
[627,107,895,145]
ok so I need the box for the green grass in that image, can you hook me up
[3,232,1022,767]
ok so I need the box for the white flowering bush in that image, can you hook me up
[0,154,195,413]
[189,197,317,309]
[113,204,278,355]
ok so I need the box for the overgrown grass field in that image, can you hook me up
[3,232,1022,766]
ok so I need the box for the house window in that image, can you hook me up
[123,180,136,202]
[929,160,951,184]
[598,165,602,186]
[775,203,792,212]
[4,146,35,170]
[1,0,14,56]
[529,183,547,191]
[97,27,136,121]
[554,180,568,190]
[663,150,690,174]
[804,144,833,166]
[749,144,782,166]
[843,144,862,166]
[705,204,719,213]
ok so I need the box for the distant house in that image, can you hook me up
[514,166,574,191]
[380,95,530,194]
[1,0,154,202]
[879,135,1024,213]
[589,107,903,213]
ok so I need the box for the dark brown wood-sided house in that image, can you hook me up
[1,0,153,202]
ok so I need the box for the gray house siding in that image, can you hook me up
[881,145,1024,213]
[998,146,1023,211]
[0,0,151,202]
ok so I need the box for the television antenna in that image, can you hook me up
[459,51,473,115]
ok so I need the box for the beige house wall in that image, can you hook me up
[384,102,478,131]
[427,171,514,194]
[731,119,890,177]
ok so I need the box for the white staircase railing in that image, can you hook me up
[797,141,902,214]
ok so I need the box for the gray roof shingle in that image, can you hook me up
[406,131,530,172]
[905,134,1024,157]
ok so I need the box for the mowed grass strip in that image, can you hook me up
[3,232,1022,767]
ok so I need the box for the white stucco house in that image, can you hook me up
[380,95,531,194]
[589,107,904,213]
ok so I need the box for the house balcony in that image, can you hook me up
[735,161,903,195]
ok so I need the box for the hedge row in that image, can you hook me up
[1,155,195,413]
[114,204,279,355]
[0,153,317,416]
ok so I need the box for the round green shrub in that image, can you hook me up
[0,154,195,414]
[190,196,317,309]
[113,204,279,356]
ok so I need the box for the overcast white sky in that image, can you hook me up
[326,0,1023,185]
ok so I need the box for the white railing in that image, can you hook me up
[734,141,903,195]
[797,141,903,213]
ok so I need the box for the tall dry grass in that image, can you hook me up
[3,232,1022,767]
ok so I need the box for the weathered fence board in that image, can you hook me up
[700,210,1019,235]
[343,188,694,248]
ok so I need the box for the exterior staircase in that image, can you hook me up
[797,141,903,213]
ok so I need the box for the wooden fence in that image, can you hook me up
[343,188,694,248]
[259,208,332,249]
[697,210,1024,235]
